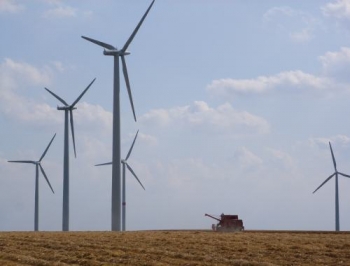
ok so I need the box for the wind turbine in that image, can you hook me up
[82,0,155,231]
[96,130,145,231]
[313,142,350,231]
[45,78,96,231]
[8,133,56,231]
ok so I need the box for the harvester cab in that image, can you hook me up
[205,213,244,232]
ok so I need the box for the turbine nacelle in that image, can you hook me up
[103,49,130,56]
[57,106,77,111]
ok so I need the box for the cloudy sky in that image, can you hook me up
[1,0,350,231]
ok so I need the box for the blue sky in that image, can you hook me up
[1,0,350,231]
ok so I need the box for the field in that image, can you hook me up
[0,230,350,265]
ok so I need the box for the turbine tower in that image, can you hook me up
[96,130,145,231]
[8,133,56,231]
[313,142,350,231]
[45,78,95,231]
[82,0,155,231]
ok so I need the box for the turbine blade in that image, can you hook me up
[329,142,337,171]
[70,110,77,158]
[95,162,113,166]
[121,56,137,121]
[313,173,336,194]
[339,172,350,178]
[126,163,145,190]
[39,133,56,162]
[8,160,34,164]
[71,78,96,107]
[122,0,156,52]
[39,164,54,194]
[125,130,139,161]
[44,88,69,106]
[81,36,115,50]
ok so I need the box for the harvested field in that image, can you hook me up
[0,230,350,265]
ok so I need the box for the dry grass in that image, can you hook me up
[0,230,350,265]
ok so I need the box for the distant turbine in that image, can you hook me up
[313,142,350,231]
[8,133,56,231]
[82,0,155,231]
[96,130,145,231]
[45,78,95,231]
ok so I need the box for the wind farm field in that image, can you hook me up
[0,231,350,265]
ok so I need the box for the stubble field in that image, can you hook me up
[0,230,350,265]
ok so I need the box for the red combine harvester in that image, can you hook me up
[205,213,244,232]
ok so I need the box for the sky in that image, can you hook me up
[1,0,350,232]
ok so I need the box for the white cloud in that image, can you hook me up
[289,28,313,43]
[138,132,158,146]
[309,135,350,148]
[320,47,350,69]
[0,0,24,13]
[319,47,350,82]
[7,102,60,126]
[267,148,295,169]
[233,147,263,170]
[151,158,221,190]
[75,102,112,133]
[207,70,331,98]
[208,47,350,99]
[41,0,61,4]
[43,5,76,18]
[51,61,65,72]
[0,58,58,125]
[77,135,110,163]
[263,6,296,22]
[263,6,318,43]
[140,101,270,135]
[1,58,52,86]
[321,0,350,20]
[41,1,92,19]
[140,108,171,127]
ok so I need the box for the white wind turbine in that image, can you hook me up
[82,0,155,231]
[45,78,95,231]
[8,133,56,231]
[96,130,145,231]
[313,142,350,231]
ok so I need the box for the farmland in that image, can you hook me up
[0,230,350,265]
